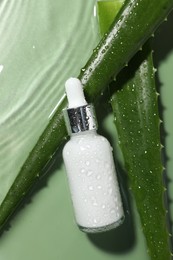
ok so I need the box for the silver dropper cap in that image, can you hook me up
[63,78,97,135]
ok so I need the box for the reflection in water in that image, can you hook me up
[0,0,98,203]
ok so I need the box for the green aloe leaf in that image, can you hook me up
[98,1,171,259]
[0,0,173,234]
[111,43,170,260]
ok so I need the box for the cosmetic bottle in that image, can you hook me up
[63,77,124,233]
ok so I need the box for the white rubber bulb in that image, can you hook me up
[65,77,87,108]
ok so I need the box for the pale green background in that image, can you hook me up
[0,1,172,259]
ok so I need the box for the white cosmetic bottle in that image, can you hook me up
[63,78,124,233]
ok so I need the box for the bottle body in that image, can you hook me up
[63,131,124,233]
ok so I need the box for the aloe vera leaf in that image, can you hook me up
[111,46,170,260]
[111,47,170,259]
[98,1,171,259]
[80,0,173,99]
[0,0,173,231]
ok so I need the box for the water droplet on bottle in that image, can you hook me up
[108,188,113,194]
[114,197,118,203]
[87,170,93,176]
[93,218,97,224]
[116,212,120,218]
[105,162,110,169]
[89,186,94,191]
[80,146,85,151]
[86,161,90,166]
[108,176,113,181]
[101,137,105,142]
[110,208,116,214]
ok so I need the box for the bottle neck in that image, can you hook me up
[63,104,97,136]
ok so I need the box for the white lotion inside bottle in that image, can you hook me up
[63,77,124,233]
